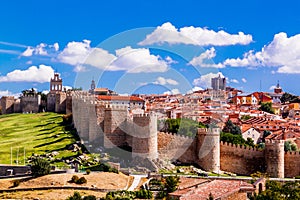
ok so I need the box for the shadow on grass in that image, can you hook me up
[34,137,73,148]
[36,130,58,137]
[34,122,57,128]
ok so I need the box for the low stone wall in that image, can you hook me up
[0,165,31,176]
[0,186,119,193]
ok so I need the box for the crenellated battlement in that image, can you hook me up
[220,141,262,152]
[104,104,128,110]
[198,127,220,135]
[21,95,40,101]
[285,151,300,155]
[265,139,284,144]
[158,131,194,140]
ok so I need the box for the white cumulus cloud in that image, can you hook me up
[0,64,54,83]
[241,78,247,83]
[108,46,169,73]
[269,85,276,90]
[139,22,253,46]
[58,42,170,73]
[189,47,224,68]
[230,79,239,84]
[221,32,300,73]
[153,76,178,85]
[193,72,225,89]
[0,90,21,98]
[21,42,59,57]
[163,88,180,95]
[186,86,204,94]
[57,40,116,70]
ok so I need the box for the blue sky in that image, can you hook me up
[1,0,300,96]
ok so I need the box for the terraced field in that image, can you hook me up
[0,113,77,166]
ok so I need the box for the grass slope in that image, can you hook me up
[0,112,77,166]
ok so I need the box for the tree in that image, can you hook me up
[284,140,298,152]
[252,181,300,200]
[82,195,96,200]
[245,138,255,147]
[259,102,274,114]
[262,130,271,142]
[66,191,81,200]
[165,176,180,193]
[163,118,206,137]
[220,132,246,145]
[263,130,271,138]
[222,120,241,135]
[21,88,36,96]
[31,157,51,176]
[241,115,252,121]
[207,192,214,200]
[280,92,300,104]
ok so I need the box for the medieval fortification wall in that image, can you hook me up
[1,90,299,178]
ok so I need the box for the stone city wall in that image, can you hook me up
[284,151,300,178]
[220,142,265,175]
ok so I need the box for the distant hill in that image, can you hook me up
[0,113,77,167]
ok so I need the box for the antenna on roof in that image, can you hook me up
[260,80,262,92]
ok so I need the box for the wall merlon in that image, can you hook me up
[285,151,300,155]
[265,139,284,144]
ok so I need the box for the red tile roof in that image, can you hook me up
[97,95,144,102]
[170,179,255,200]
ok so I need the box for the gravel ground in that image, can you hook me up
[0,172,130,199]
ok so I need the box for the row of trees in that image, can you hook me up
[148,176,180,198]
[251,181,300,200]
[280,92,300,104]
[161,118,207,137]
[220,119,257,147]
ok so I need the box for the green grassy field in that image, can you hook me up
[0,112,77,166]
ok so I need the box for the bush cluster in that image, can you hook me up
[103,189,153,200]
[69,175,87,184]
[31,157,51,177]
[148,176,180,198]
[86,163,119,174]
[66,191,96,200]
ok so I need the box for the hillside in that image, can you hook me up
[0,112,77,166]
[0,172,129,199]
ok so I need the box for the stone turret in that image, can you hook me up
[197,128,220,172]
[103,104,128,148]
[131,113,158,160]
[265,139,285,178]
[0,96,15,114]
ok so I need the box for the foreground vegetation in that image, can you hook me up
[251,181,300,200]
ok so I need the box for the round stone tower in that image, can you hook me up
[196,128,220,172]
[265,139,285,178]
[131,113,158,160]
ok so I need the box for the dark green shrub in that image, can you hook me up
[77,177,87,184]
[86,169,91,175]
[82,195,96,200]
[156,191,167,198]
[100,163,110,172]
[13,180,20,187]
[70,175,79,183]
[31,157,51,176]
[165,176,180,192]
[109,167,119,174]
[66,191,81,200]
